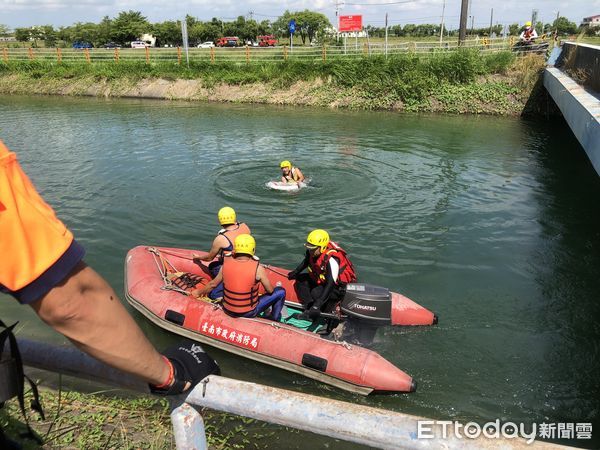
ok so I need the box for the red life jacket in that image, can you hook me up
[308,241,357,286]
[222,254,259,316]
[218,222,251,254]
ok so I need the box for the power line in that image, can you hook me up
[251,12,280,18]
[344,0,416,5]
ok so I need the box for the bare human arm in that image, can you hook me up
[294,168,305,183]
[194,235,227,263]
[256,265,274,294]
[30,261,169,385]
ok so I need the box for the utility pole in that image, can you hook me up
[335,0,341,43]
[458,0,469,45]
[384,12,388,58]
[470,15,475,35]
[489,8,493,36]
[439,0,446,45]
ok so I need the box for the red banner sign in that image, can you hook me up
[339,15,363,32]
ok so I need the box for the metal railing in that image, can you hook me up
[0,38,524,65]
[15,338,565,449]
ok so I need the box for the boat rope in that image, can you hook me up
[262,264,288,277]
[146,247,217,302]
[154,248,196,261]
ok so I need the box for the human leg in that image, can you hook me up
[208,282,224,300]
[294,274,315,307]
[243,288,286,321]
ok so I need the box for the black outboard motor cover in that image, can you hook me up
[341,283,392,325]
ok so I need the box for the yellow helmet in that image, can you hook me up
[305,229,329,252]
[280,160,292,169]
[234,234,255,256]
[525,21,532,27]
[217,206,236,225]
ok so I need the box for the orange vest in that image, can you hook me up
[0,139,74,291]
[222,255,259,315]
[219,222,251,254]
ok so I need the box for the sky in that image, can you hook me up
[1,0,598,31]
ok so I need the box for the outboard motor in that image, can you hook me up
[341,283,392,325]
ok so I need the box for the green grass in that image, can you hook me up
[0,387,280,449]
[0,49,516,104]
[0,48,543,115]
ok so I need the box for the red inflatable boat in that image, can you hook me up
[125,246,437,395]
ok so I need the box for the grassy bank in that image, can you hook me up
[0,387,283,449]
[0,50,546,114]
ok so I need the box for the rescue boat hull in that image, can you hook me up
[125,246,425,394]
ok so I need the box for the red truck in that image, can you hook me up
[258,35,278,47]
[215,37,239,47]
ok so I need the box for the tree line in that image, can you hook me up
[366,17,585,39]
[1,10,592,48]
[5,10,333,47]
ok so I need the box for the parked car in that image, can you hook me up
[258,35,278,47]
[197,41,215,48]
[131,40,149,48]
[72,41,93,49]
[103,42,120,49]
[215,37,239,47]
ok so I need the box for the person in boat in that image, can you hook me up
[287,229,357,321]
[0,138,219,404]
[192,234,286,321]
[192,206,251,299]
[519,21,538,42]
[280,160,305,185]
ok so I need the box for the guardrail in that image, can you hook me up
[0,38,522,65]
[15,338,566,449]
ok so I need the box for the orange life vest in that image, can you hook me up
[308,241,357,286]
[219,222,251,254]
[222,254,259,315]
[0,139,74,291]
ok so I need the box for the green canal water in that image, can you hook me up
[1,95,599,448]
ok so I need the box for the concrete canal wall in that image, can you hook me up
[544,42,600,176]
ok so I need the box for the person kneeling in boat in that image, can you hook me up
[192,206,251,300]
[192,234,286,321]
[280,160,305,186]
[288,229,357,322]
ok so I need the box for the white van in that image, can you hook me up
[131,41,148,48]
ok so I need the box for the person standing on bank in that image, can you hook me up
[287,229,357,321]
[192,206,251,299]
[0,138,219,398]
[192,234,286,321]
